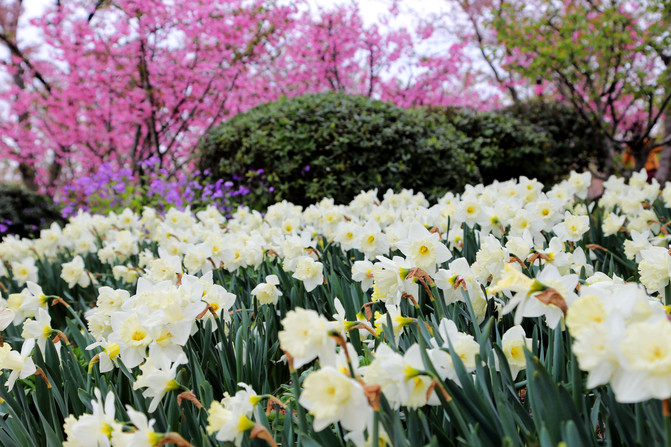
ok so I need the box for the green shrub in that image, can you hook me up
[0,184,65,239]
[198,93,480,209]
[427,106,558,185]
[499,99,607,183]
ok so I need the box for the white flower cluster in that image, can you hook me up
[4,168,671,444]
[62,388,184,447]
[85,272,235,371]
[277,307,531,446]
[566,278,669,402]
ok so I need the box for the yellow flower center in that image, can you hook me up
[105,343,120,359]
[237,415,255,432]
[132,330,147,341]
[101,422,113,438]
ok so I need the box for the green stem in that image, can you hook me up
[63,301,88,332]
[291,370,308,443]
[635,402,645,444]
[664,399,671,447]
[432,286,446,322]
[372,409,380,447]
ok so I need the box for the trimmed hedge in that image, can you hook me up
[197,93,480,208]
[0,184,64,239]
[198,93,603,209]
[428,106,553,185]
[500,99,607,182]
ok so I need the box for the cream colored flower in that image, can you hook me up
[613,319,671,402]
[61,255,91,288]
[500,326,531,379]
[638,246,671,295]
[132,354,186,412]
[278,308,337,369]
[206,383,260,445]
[11,257,38,287]
[251,275,282,305]
[396,222,450,275]
[0,339,36,391]
[299,366,371,432]
[292,256,324,292]
[553,212,589,242]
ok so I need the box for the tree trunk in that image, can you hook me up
[656,68,671,183]
[19,163,38,192]
[656,110,671,183]
[631,140,650,173]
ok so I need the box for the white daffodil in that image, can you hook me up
[602,212,626,237]
[133,353,187,413]
[86,339,121,373]
[110,313,153,369]
[291,256,324,292]
[499,326,532,379]
[0,339,36,391]
[62,389,121,447]
[278,308,338,369]
[299,366,371,432]
[433,319,480,373]
[370,256,418,306]
[251,275,282,305]
[358,220,390,259]
[61,255,91,288]
[116,406,164,447]
[373,305,414,344]
[21,308,54,353]
[638,246,671,296]
[553,211,590,242]
[351,260,375,292]
[612,319,671,402]
[206,384,260,446]
[396,221,450,275]
[11,257,38,287]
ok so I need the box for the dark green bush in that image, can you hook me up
[0,184,64,239]
[198,92,480,209]
[199,94,602,210]
[499,99,607,182]
[427,100,607,187]
[427,106,558,185]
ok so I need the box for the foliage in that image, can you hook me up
[1,171,671,445]
[198,92,480,209]
[0,183,64,239]
[0,0,489,193]
[500,99,608,183]
[426,106,556,185]
[491,0,671,170]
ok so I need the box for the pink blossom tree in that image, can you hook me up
[1,0,297,192]
[0,0,492,193]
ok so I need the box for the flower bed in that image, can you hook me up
[0,169,669,446]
